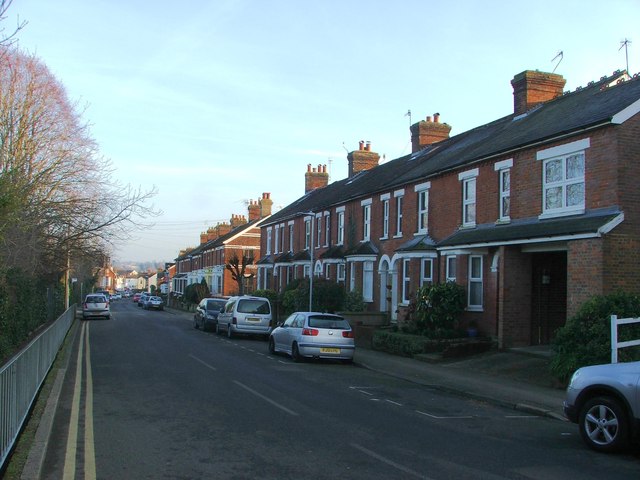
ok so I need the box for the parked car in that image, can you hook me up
[143,296,164,310]
[82,294,110,320]
[216,295,272,339]
[133,293,141,303]
[563,361,640,452]
[269,312,355,363]
[138,293,150,307]
[194,298,227,331]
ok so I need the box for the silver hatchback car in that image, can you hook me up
[82,294,110,320]
[564,360,640,452]
[269,312,355,363]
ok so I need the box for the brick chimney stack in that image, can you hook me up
[410,114,452,153]
[511,70,566,116]
[230,214,247,228]
[347,140,380,177]
[200,226,219,245]
[247,199,260,221]
[305,163,329,193]
[215,222,232,238]
[259,192,273,218]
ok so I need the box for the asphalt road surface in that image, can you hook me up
[41,299,640,479]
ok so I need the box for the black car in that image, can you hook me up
[193,298,227,331]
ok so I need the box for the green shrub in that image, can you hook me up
[281,278,347,315]
[550,291,640,383]
[343,289,365,312]
[372,330,435,357]
[414,282,466,335]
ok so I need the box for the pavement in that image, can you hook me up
[353,345,568,421]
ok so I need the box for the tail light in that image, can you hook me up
[342,330,354,338]
[302,327,319,336]
[232,317,237,325]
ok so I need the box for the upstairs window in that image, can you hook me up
[538,139,589,218]
[415,182,431,234]
[494,159,512,222]
[459,169,478,228]
[288,224,294,253]
[395,190,404,237]
[336,209,345,245]
[324,213,330,246]
[304,219,311,250]
[316,215,322,248]
[362,199,372,241]
[380,194,390,239]
[266,228,272,255]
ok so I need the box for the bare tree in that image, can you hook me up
[0,47,158,279]
[0,0,26,47]
[225,254,254,296]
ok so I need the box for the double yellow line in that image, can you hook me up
[63,321,96,480]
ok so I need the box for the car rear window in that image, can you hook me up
[237,299,270,315]
[308,316,350,330]
[207,300,226,311]
[86,295,106,303]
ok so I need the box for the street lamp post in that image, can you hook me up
[308,214,314,312]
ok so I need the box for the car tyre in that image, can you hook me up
[215,323,221,335]
[579,396,629,453]
[292,343,303,363]
[268,337,275,355]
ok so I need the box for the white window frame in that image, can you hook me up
[303,264,310,278]
[337,263,346,283]
[468,255,483,311]
[349,263,356,292]
[380,193,390,240]
[402,259,411,304]
[325,263,331,279]
[420,258,433,287]
[415,182,431,234]
[266,228,272,255]
[459,169,478,228]
[304,219,311,250]
[336,208,345,245]
[316,214,322,248]
[362,198,372,242]
[537,139,589,218]
[363,261,374,302]
[394,189,404,237]
[288,222,294,253]
[446,256,457,282]
[273,225,279,254]
[324,212,330,247]
[494,159,512,222]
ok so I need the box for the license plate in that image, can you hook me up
[246,317,260,322]
[320,347,340,354]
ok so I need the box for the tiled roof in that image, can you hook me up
[264,72,640,227]
[438,208,623,248]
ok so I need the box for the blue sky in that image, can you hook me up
[9,0,639,263]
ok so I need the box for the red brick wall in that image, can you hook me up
[499,247,532,347]
[567,239,604,318]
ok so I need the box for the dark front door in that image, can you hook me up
[531,252,567,345]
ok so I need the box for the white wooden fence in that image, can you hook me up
[610,315,640,363]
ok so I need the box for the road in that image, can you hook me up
[41,299,640,479]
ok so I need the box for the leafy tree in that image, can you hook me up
[414,282,466,336]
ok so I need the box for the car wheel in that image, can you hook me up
[292,343,303,363]
[579,396,630,453]
[268,337,275,354]
[215,323,221,335]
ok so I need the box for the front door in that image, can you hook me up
[531,252,567,345]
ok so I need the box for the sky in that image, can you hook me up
[7,0,640,264]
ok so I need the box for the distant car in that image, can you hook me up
[269,312,355,363]
[564,361,640,452]
[216,295,272,339]
[194,298,227,331]
[82,294,110,320]
[133,293,141,303]
[138,293,150,307]
[143,296,164,310]
[110,293,121,301]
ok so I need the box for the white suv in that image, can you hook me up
[216,296,272,339]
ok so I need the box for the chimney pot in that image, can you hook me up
[359,140,365,150]
[426,115,432,122]
[434,113,440,123]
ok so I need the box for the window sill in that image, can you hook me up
[393,234,403,239]
[538,208,585,220]
[466,306,483,312]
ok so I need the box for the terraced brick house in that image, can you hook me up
[257,69,640,348]
[173,193,273,299]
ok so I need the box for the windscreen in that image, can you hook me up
[207,300,226,311]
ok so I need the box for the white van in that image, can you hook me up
[216,296,272,339]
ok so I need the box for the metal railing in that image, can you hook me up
[610,315,640,363]
[0,305,75,469]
